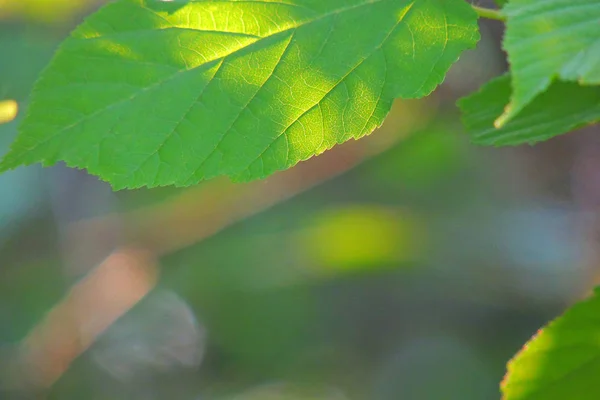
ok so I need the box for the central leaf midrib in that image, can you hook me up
[237,3,415,177]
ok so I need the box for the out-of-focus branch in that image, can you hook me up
[472,5,505,22]
[4,248,158,392]
[12,99,431,392]
[71,100,427,257]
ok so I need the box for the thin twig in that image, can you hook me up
[472,5,506,22]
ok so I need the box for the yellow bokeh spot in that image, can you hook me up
[0,100,18,125]
[297,205,425,273]
[0,0,88,24]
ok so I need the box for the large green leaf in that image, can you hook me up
[459,75,600,145]
[0,0,479,189]
[502,288,600,400]
[497,0,600,126]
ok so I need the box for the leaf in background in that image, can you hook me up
[297,205,424,272]
[0,0,90,24]
[497,0,600,126]
[502,288,600,400]
[0,0,479,189]
[494,0,508,7]
[459,75,600,145]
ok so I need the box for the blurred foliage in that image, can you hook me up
[502,288,600,400]
[0,258,66,342]
[224,383,349,400]
[363,126,470,198]
[0,30,59,100]
[295,205,424,272]
[0,0,92,24]
[0,1,593,400]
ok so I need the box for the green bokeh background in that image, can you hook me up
[0,1,593,399]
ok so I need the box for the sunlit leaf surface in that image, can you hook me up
[502,288,600,400]
[0,0,478,189]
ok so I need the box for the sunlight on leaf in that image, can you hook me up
[502,288,600,400]
[0,0,479,189]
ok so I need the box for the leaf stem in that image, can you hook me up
[472,5,506,22]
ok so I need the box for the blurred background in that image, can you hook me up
[1,1,599,399]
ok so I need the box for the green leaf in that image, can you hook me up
[502,288,600,400]
[0,0,479,189]
[494,0,508,8]
[459,75,600,145]
[497,0,600,126]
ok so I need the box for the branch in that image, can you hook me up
[472,5,506,22]
[10,99,432,392]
